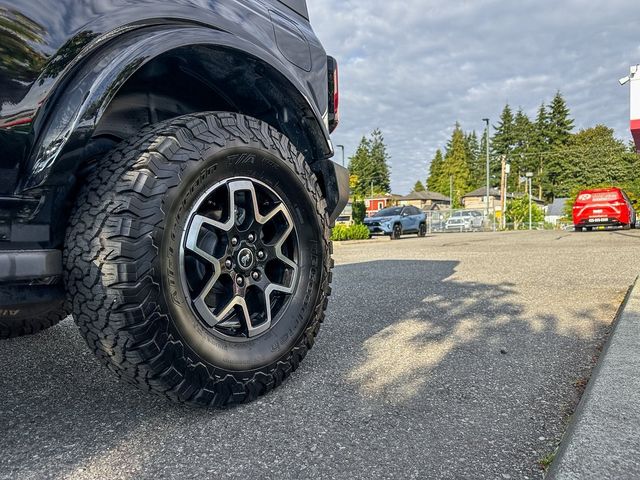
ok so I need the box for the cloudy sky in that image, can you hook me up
[308,0,640,194]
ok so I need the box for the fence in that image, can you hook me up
[425,209,573,234]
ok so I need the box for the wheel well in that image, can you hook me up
[93,45,328,164]
[54,45,333,250]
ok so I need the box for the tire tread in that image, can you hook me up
[63,112,332,407]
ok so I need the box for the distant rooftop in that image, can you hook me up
[463,186,544,203]
[462,186,502,198]
[547,198,569,216]
[400,190,450,202]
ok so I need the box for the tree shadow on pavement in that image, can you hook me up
[0,260,611,480]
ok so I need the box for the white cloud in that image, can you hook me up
[309,0,640,194]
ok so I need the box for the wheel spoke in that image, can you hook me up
[196,292,270,338]
[184,214,230,264]
[256,203,286,225]
[273,221,297,270]
[192,271,221,327]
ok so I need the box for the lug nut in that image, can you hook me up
[224,259,232,269]
[231,237,239,246]
[248,233,255,243]
[257,250,265,260]
[251,271,260,281]
[236,276,244,286]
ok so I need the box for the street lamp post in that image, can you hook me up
[482,118,490,220]
[336,144,345,167]
[502,160,510,230]
[526,172,534,230]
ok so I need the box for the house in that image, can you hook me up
[461,187,502,211]
[545,198,569,225]
[462,186,544,214]
[398,190,451,210]
[364,194,401,216]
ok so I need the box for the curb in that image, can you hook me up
[547,276,640,479]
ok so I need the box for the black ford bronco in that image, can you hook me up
[0,0,347,406]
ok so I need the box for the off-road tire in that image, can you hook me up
[0,309,66,339]
[64,112,333,407]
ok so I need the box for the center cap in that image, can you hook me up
[236,247,255,271]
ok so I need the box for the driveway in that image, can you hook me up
[1,230,638,479]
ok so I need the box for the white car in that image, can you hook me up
[444,211,484,232]
[335,202,353,225]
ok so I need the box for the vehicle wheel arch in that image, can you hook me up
[21,26,333,194]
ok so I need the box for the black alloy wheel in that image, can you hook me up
[180,178,299,339]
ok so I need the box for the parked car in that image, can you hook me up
[573,187,636,231]
[429,212,448,232]
[444,211,484,232]
[0,0,348,407]
[335,202,353,225]
[364,206,427,239]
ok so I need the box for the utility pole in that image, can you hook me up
[483,118,490,219]
[499,156,506,229]
[526,172,533,230]
[499,157,510,230]
[504,162,510,229]
[371,180,374,197]
[336,144,345,167]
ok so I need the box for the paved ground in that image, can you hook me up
[549,277,640,479]
[1,230,639,479]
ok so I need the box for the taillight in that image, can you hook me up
[327,56,339,133]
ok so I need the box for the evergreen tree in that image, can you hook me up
[368,128,392,194]
[413,180,425,192]
[442,124,471,207]
[347,129,392,198]
[544,92,575,199]
[427,149,446,194]
[510,109,534,192]
[347,136,372,198]
[531,103,550,198]
[477,130,489,189]
[465,131,483,188]
[491,104,516,157]
[547,91,574,148]
[490,105,515,186]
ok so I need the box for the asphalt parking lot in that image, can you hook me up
[2,229,639,480]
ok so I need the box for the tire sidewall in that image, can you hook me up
[158,144,326,372]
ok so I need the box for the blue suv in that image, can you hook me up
[364,206,427,239]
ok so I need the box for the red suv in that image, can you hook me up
[573,187,636,231]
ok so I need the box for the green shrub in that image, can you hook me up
[351,201,366,224]
[330,224,370,241]
[505,195,544,228]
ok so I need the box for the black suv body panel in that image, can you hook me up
[0,0,346,256]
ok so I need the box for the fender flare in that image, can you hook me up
[20,25,333,191]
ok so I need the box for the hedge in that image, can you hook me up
[330,224,370,241]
